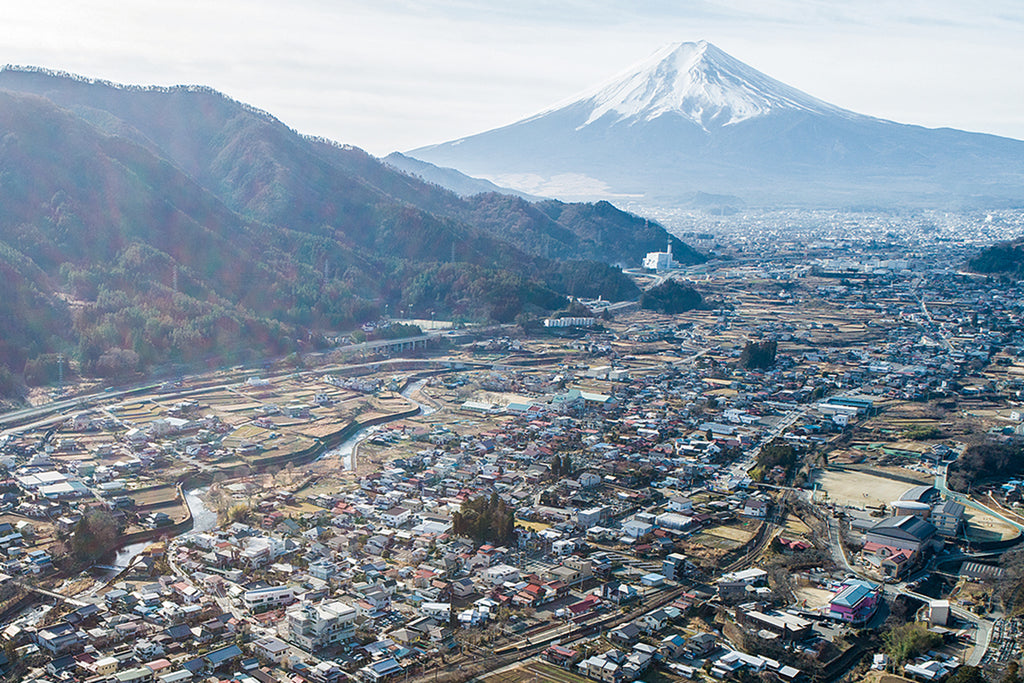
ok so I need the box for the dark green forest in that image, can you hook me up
[969,241,1024,276]
[740,340,778,369]
[639,279,705,314]
[947,439,1024,492]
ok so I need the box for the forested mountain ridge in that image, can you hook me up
[0,67,695,395]
[0,66,699,265]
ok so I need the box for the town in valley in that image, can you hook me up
[3,213,1024,683]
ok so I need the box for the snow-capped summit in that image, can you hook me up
[409,41,1024,210]
[554,40,853,131]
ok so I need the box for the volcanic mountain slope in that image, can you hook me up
[409,41,1024,209]
[0,67,702,390]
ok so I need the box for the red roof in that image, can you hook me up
[568,595,601,614]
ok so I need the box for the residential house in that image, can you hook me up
[608,622,641,647]
[287,601,357,652]
[253,636,290,665]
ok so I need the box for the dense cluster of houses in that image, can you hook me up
[3,245,1022,683]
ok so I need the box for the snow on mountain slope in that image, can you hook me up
[408,40,1024,209]
[540,40,859,131]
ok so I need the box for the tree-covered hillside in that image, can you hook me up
[0,68,702,397]
[969,241,1024,276]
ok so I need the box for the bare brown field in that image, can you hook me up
[963,508,1019,543]
[813,469,917,508]
[129,485,179,506]
[704,523,758,543]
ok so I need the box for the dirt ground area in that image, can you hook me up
[963,508,1019,543]
[813,469,920,509]
[792,585,836,610]
[781,515,812,538]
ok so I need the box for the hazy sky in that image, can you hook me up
[2,1,1022,156]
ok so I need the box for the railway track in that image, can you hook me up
[721,490,790,573]
[405,585,691,683]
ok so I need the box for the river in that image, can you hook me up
[111,487,218,570]
[317,377,437,469]
[112,378,435,566]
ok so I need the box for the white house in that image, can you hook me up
[381,507,411,527]
[286,600,357,651]
[421,602,451,620]
[742,498,768,519]
[621,519,654,539]
[253,634,290,663]
[483,564,519,585]
[243,585,296,613]
[667,496,693,513]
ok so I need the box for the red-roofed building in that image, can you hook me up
[568,594,601,616]
[862,541,915,580]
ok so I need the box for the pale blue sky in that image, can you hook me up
[2,1,1021,155]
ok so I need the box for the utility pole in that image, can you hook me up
[58,353,64,395]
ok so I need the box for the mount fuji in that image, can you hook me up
[409,41,1024,209]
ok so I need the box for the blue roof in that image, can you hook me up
[205,644,243,665]
[370,658,403,674]
[831,579,878,608]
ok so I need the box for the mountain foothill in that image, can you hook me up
[0,66,701,396]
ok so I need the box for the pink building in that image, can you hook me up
[828,579,880,624]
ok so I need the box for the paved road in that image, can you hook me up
[0,382,162,435]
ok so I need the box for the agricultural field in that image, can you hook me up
[780,514,812,540]
[128,484,180,507]
[692,520,759,551]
